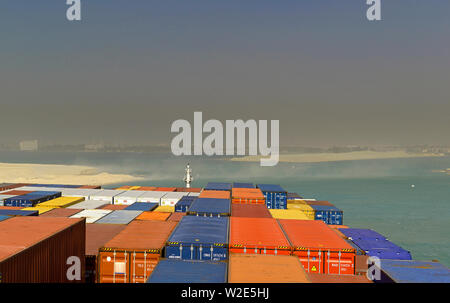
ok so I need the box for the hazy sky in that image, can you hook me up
[1,1,449,147]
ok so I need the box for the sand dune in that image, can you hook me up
[230,151,444,164]
[0,163,144,185]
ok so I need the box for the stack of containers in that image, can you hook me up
[338,228,412,260]
[136,191,168,204]
[256,184,287,209]
[287,203,315,220]
[231,188,265,205]
[98,220,177,283]
[175,196,196,212]
[187,198,231,217]
[36,197,85,208]
[3,191,62,207]
[310,205,343,225]
[160,192,186,207]
[90,189,125,204]
[113,191,147,205]
[229,217,291,255]
[147,260,227,283]
[165,216,229,261]
[279,220,356,275]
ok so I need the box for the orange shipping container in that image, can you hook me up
[231,188,265,205]
[98,220,177,283]
[199,190,231,199]
[1,190,34,196]
[229,254,310,283]
[229,217,291,255]
[100,204,128,211]
[135,211,171,221]
[154,187,176,192]
[167,212,186,222]
[137,186,157,191]
[279,220,356,275]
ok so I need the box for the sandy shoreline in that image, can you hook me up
[0,163,144,185]
[230,151,444,164]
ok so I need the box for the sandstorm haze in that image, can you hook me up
[1,1,449,147]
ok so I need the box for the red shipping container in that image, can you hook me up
[231,204,272,218]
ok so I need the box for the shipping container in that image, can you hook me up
[174,187,202,193]
[231,188,265,205]
[154,206,175,212]
[0,216,85,283]
[70,209,112,223]
[231,204,272,219]
[338,228,388,241]
[136,191,168,203]
[135,211,171,221]
[100,204,129,211]
[279,220,356,275]
[310,205,343,225]
[0,206,23,210]
[350,238,412,260]
[166,216,229,261]
[36,196,85,208]
[0,209,38,217]
[79,185,101,189]
[175,196,196,212]
[204,182,232,191]
[269,209,312,220]
[232,183,255,189]
[228,254,310,283]
[22,206,55,215]
[355,255,370,275]
[124,202,158,212]
[256,184,287,209]
[287,192,302,199]
[98,220,177,283]
[0,215,10,222]
[90,190,125,203]
[85,224,126,283]
[147,260,227,283]
[67,200,108,210]
[0,195,14,206]
[287,203,315,219]
[0,190,34,196]
[229,217,291,255]
[375,259,450,283]
[3,191,61,207]
[168,212,186,222]
[40,208,83,218]
[160,192,186,206]
[307,273,372,283]
[95,210,142,225]
[199,190,231,199]
[155,187,176,192]
[113,190,148,205]
[187,192,200,197]
[58,188,100,200]
[136,186,157,191]
[188,198,231,217]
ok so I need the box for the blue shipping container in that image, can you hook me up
[0,215,11,222]
[124,202,158,211]
[256,184,287,209]
[188,198,231,217]
[376,259,450,283]
[0,209,39,217]
[146,260,227,283]
[232,183,254,188]
[3,191,61,207]
[204,182,232,191]
[310,205,343,225]
[166,216,229,261]
[175,196,196,212]
[339,228,388,241]
[351,238,412,260]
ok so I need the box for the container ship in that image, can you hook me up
[0,164,449,283]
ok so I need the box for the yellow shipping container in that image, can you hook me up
[36,196,85,208]
[22,207,55,214]
[287,203,315,219]
[154,206,175,213]
[270,209,312,220]
[287,199,307,204]
[129,186,141,190]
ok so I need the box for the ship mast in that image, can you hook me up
[184,163,193,188]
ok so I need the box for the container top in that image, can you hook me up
[90,189,125,198]
[0,209,38,217]
[95,210,142,224]
[228,254,310,283]
[154,206,175,212]
[124,202,158,212]
[231,188,265,199]
[188,198,231,215]
[36,196,85,208]
[137,191,168,200]
[269,209,311,220]
[229,217,290,249]
[167,216,229,245]
[103,220,177,252]
[167,212,186,222]
[161,192,186,199]
[147,260,227,283]
[256,184,287,193]
[114,190,148,199]
[155,187,177,192]
[67,200,108,210]
[135,211,171,221]
[100,204,129,210]
[306,200,335,207]
[204,182,232,191]
[309,204,341,211]
[232,183,255,188]
[40,208,83,218]
[351,238,409,251]
[199,190,231,199]
[377,259,450,283]
[279,219,354,251]
[0,215,10,222]
[85,223,126,256]
[70,209,112,223]
[339,228,387,241]
[231,204,272,218]
[0,216,84,262]
[287,192,302,199]
[21,206,55,215]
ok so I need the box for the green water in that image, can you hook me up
[1,151,449,266]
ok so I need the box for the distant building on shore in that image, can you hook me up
[20,140,38,151]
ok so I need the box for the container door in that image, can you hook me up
[295,250,324,274]
[325,250,355,275]
[129,252,159,283]
[99,251,129,283]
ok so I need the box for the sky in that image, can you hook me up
[0,0,449,147]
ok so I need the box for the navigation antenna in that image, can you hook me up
[184,163,193,188]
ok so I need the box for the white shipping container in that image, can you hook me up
[67,200,108,210]
[58,189,102,199]
[187,192,200,197]
[0,195,14,206]
[114,190,148,205]
[70,209,112,223]
[89,189,125,203]
[160,192,186,206]
[136,191,169,204]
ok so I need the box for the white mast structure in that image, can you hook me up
[184,163,193,188]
